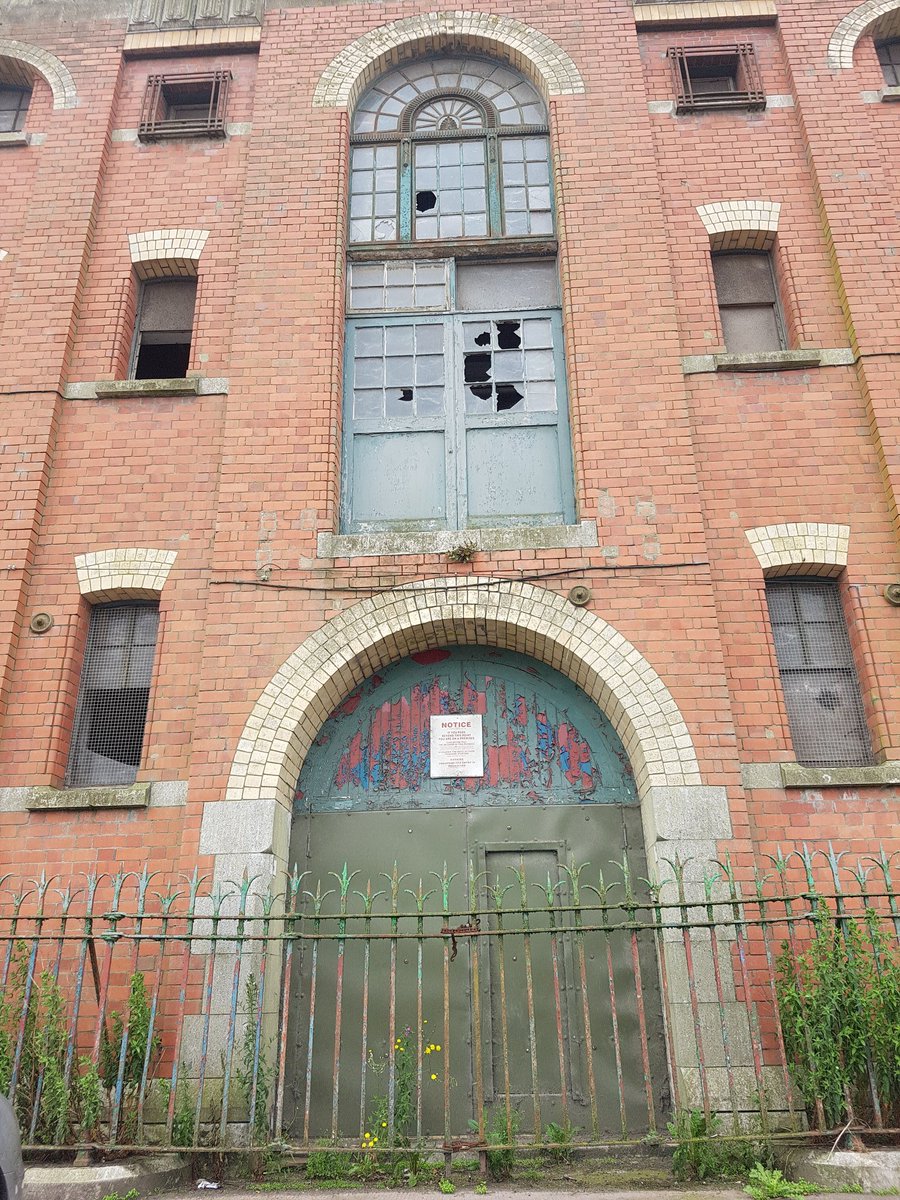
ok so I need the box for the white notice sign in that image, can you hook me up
[429,714,484,778]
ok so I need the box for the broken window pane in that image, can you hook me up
[351,321,445,419]
[461,316,557,414]
[350,145,399,243]
[414,140,487,240]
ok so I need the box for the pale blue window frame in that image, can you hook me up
[341,278,574,533]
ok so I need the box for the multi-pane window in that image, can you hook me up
[349,57,553,244]
[131,278,198,379]
[876,39,900,85]
[342,258,572,532]
[766,579,874,768]
[712,251,785,353]
[138,71,230,140]
[668,44,765,113]
[0,84,31,133]
[66,602,160,787]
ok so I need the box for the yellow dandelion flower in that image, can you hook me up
[431,1073,438,1080]
[435,1044,441,1051]
[381,1121,387,1127]
[373,1137,379,1144]
[425,1047,431,1055]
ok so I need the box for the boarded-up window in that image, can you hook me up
[766,579,874,768]
[131,278,197,380]
[66,602,160,787]
[712,252,784,353]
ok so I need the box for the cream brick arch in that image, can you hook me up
[828,0,900,67]
[696,200,781,251]
[746,522,850,577]
[312,12,586,112]
[226,577,709,811]
[75,547,178,602]
[127,228,209,280]
[0,40,77,109]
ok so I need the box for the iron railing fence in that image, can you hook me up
[2,845,900,1155]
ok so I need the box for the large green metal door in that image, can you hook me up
[285,648,666,1141]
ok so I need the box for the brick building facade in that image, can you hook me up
[0,0,899,1139]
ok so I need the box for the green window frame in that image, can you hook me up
[341,261,574,533]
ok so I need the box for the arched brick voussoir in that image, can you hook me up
[0,40,77,109]
[827,0,900,68]
[312,12,586,112]
[225,578,702,810]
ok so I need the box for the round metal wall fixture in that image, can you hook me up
[567,585,592,607]
[29,612,54,634]
[885,582,900,607]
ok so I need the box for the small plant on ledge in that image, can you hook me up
[447,540,478,564]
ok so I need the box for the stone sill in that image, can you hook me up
[0,132,31,147]
[318,521,598,560]
[27,783,150,811]
[742,761,900,789]
[782,761,900,789]
[879,86,900,102]
[64,377,228,399]
[683,348,855,374]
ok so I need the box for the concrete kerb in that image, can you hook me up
[24,1155,189,1200]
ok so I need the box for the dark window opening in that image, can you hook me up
[0,84,31,133]
[131,278,197,380]
[138,70,231,141]
[712,251,785,353]
[416,190,437,212]
[668,44,765,113]
[766,579,874,768]
[876,39,900,86]
[66,602,160,788]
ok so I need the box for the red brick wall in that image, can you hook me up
[0,0,897,890]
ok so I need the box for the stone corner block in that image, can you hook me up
[644,785,732,844]
[199,797,290,856]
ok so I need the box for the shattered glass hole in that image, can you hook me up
[496,320,521,350]
[464,352,492,384]
[416,190,437,212]
[496,384,523,411]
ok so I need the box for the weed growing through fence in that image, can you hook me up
[306,1143,356,1181]
[472,1107,518,1180]
[544,1119,574,1161]
[235,975,274,1143]
[743,1164,816,1199]
[667,1110,762,1182]
[99,972,161,1138]
[777,906,900,1127]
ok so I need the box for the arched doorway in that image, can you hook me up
[285,646,667,1140]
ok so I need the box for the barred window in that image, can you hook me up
[668,44,765,113]
[766,579,874,768]
[65,602,160,787]
[138,71,230,141]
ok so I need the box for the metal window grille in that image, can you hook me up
[876,39,900,86]
[65,601,160,787]
[766,579,874,768]
[668,44,766,113]
[0,84,31,133]
[138,70,230,141]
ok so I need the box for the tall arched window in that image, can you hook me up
[343,56,574,535]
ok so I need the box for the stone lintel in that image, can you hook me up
[318,521,599,560]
